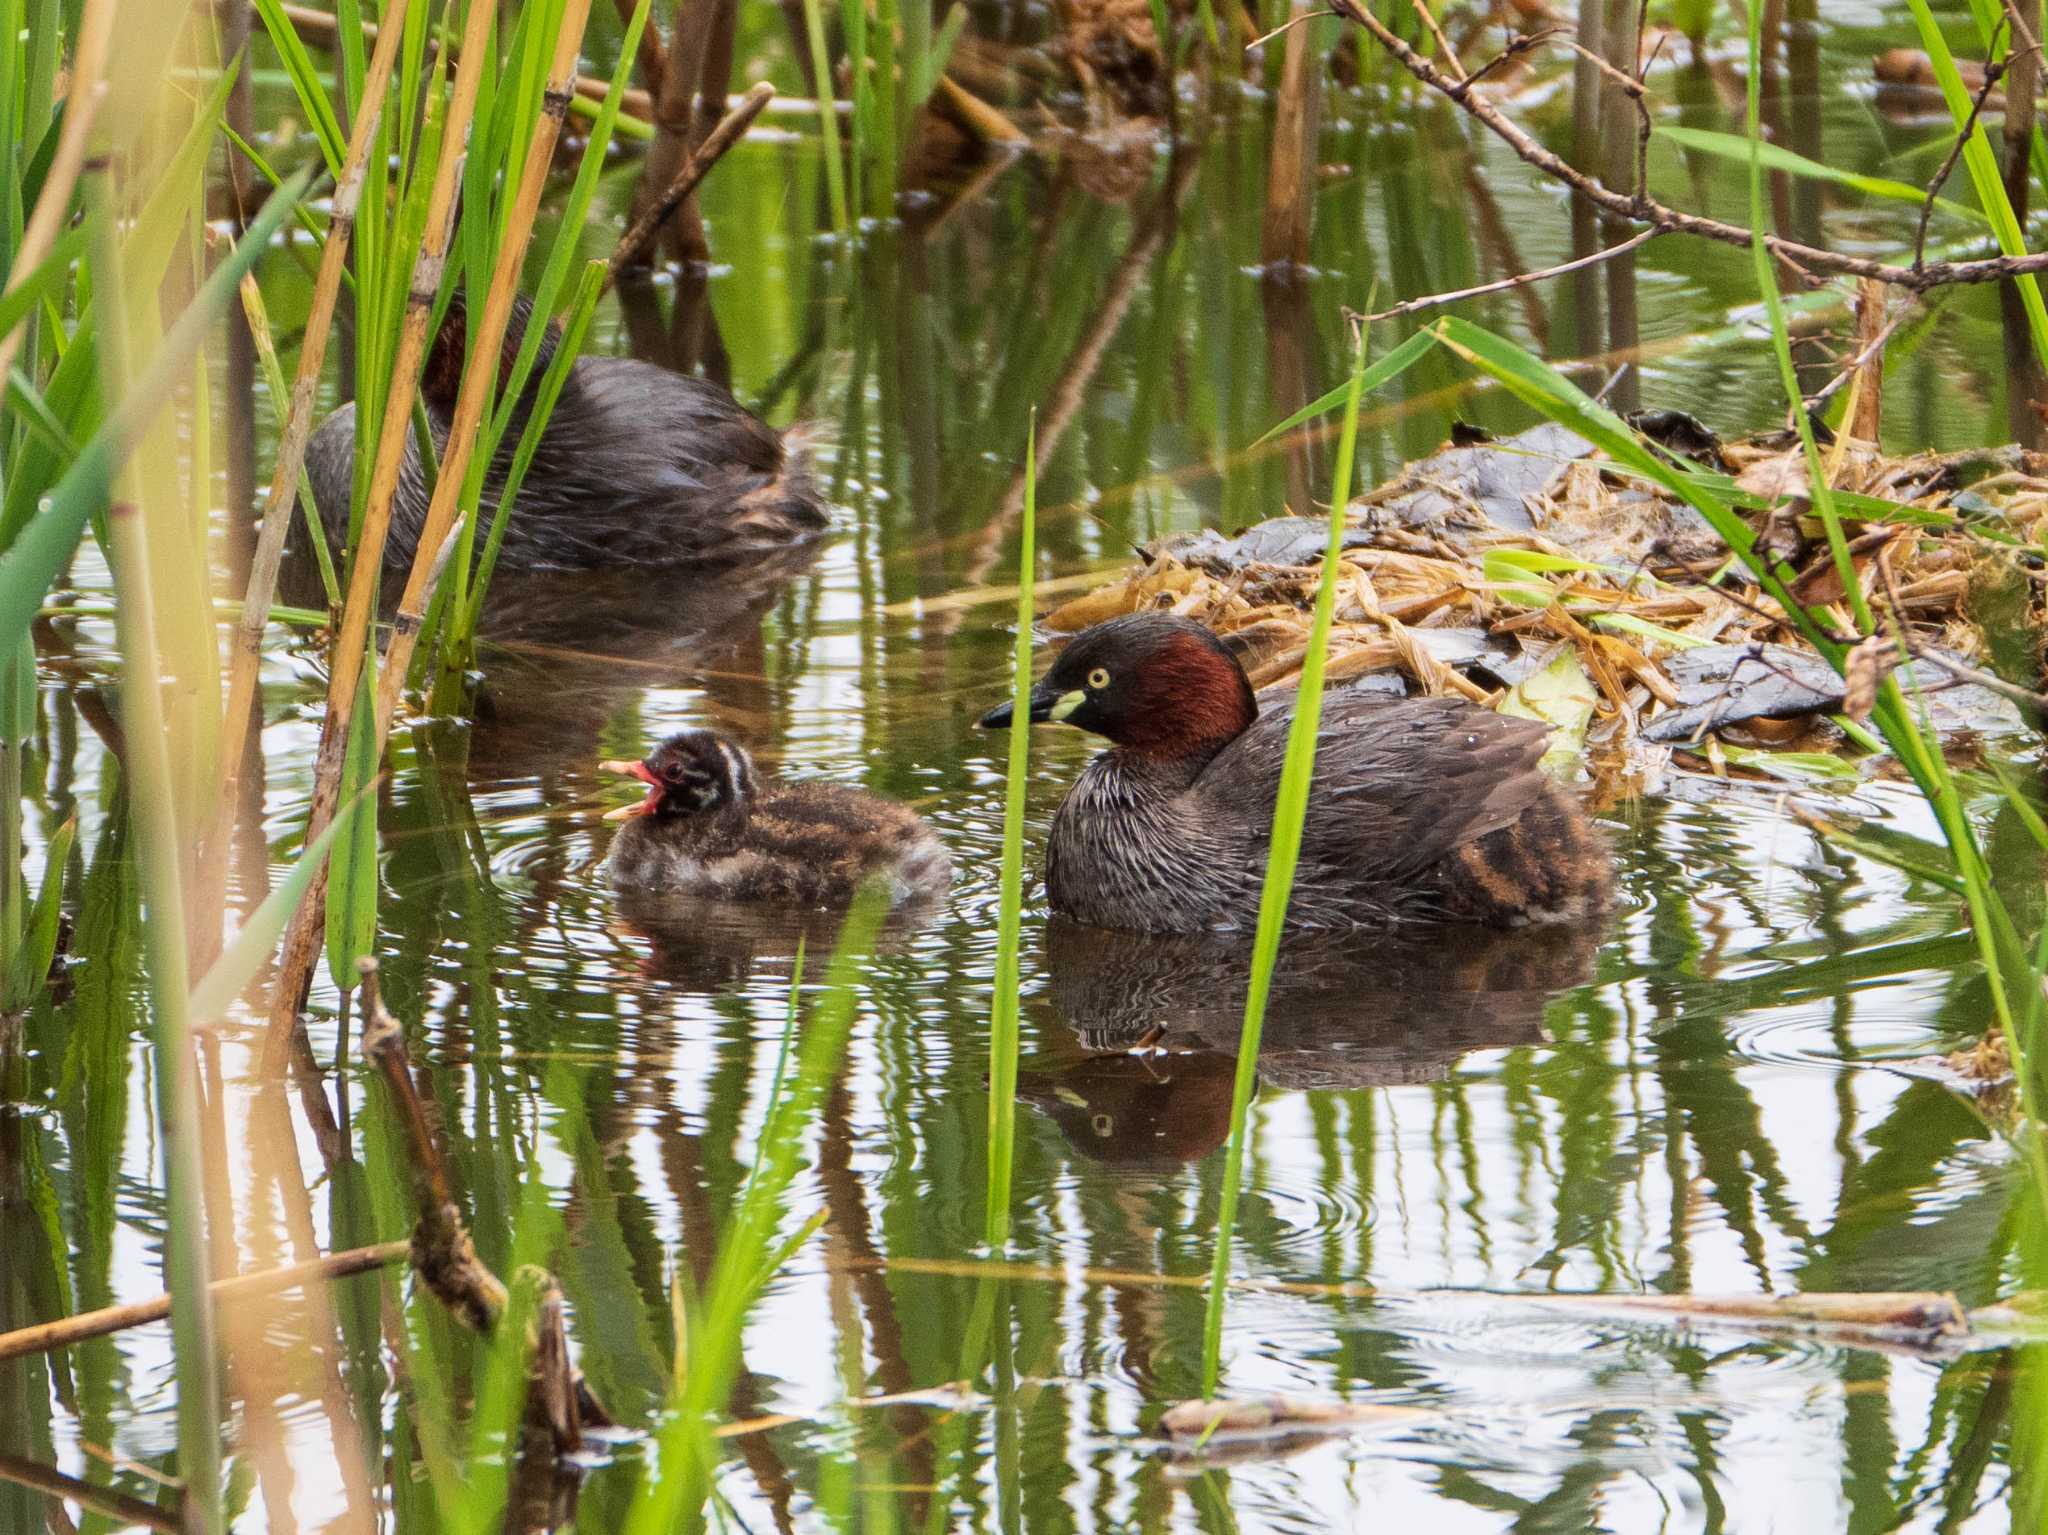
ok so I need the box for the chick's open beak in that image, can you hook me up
[599,758,662,820]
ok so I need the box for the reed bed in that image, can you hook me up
[12,0,2048,1527]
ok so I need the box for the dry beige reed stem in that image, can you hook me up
[0,1242,408,1364]
[371,0,598,736]
[218,0,416,811]
[0,0,116,387]
[263,0,500,1052]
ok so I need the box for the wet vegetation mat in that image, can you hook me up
[1050,416,2048,796]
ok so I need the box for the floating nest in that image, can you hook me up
[1046,420,2048,798]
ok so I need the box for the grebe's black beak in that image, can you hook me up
[978,680,1079,730]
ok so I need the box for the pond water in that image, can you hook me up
[7,2,2048,1531]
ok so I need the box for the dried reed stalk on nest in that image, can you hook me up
[263,0,499,1053]
[371,0,599,736]
[1044,427,2026,747]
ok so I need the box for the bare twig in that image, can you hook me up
[1556,33,1646,100]
[1806,297,1914,411]
[2007,0,2045,54]
[606,80,776,286]
[0,1456,184,1533]
[1633,17,1665,204]
[1460,27,1551,88]
[1328,0,2048,290]
[1366,226,1658,322]
[1245,8,1334,49]
[1915,34,2007,272]
[1408,0,1467,79]
[358,960,613,1444]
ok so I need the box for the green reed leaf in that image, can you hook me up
[1249,325,1438,447]
[188,789,363,1028]
[1657,125,1987,222]
[4,815,72,1013]
[986,409,1036,1249]
[324,662,380,997]
[250,0,348,175]
[1202,323,1370,1394]
[0,170,307,654]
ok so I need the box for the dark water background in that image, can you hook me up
[6,2,2048,1530]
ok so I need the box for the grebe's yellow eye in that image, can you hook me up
[1087,667,1111,690]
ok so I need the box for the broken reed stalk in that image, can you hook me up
[605,79,775,286]
[358,959,611,1445]
[0,1242,408,1364]
[0,0,114,387]
[370,0,597,738]
[356,963,501,1323]
[262,0,499,1052]
[1260,0,1320,271]
[0,1455,184,1534]
[1328,0,2048,291]
[848,1254,1983,1345]
[217,0,415,813]
[2005,0,2042,227]
[1850,278,1887,440]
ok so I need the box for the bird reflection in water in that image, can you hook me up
[607,885,944,989]
[1019,917,1604,1170]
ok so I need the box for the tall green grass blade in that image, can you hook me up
[3,815,71,1012]
[189,790,362,1027]
[1200,325,1370,1393]
[1247,326,1438,447]
[626,889,885,1532]
[1741,10,1871,640]
[1657,125,1988,221]
[251,0,348,172]
[0,170,307,651]
[489,0,649,452]
[459,260,605,638]
[4,369,79,463]
[1902,0,2048,369]
[0,217,89,341]
[802,0,851,235]
[325,663,380,996]
[985,411,1035,1249]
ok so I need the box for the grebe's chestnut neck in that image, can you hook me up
[977,613,1258,762]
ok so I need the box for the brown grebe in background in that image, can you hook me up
[979,613,1611,935]
[303,294,828,575]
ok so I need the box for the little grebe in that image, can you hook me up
[601,729,951,907]
[304,296,827,574]
[978,613,1610,934]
